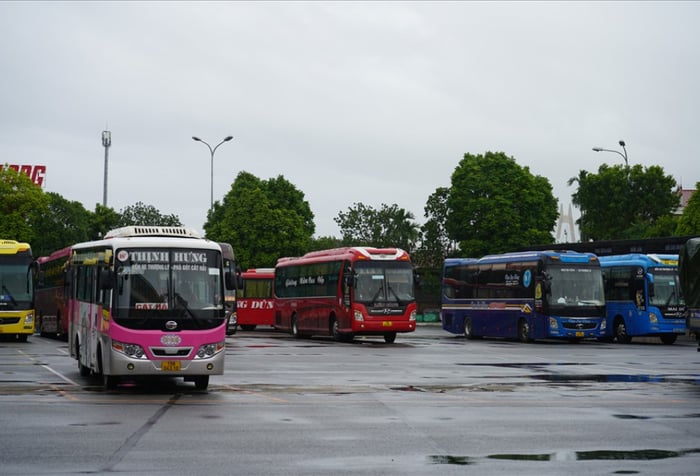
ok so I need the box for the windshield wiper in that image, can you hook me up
[387,285,403,304]
[2,285,17,306]
[174,293,203,328]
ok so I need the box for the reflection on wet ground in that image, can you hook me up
[429,447,700,464]
[456,362,700,386]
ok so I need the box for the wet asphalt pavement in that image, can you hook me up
[1,325,699,475]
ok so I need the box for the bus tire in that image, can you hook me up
[17,334,28,342]
[193,376,209,390]
[97,346,118,390]
[660,334,677,345]
[384,332,396,344]
[291,315,302,339]
[613,317,631,344]
[518,319,532,343]
[330,316,341,342]
[463,318,477,340]
[76,339,90,377]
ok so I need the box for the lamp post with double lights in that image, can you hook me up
[592,140,628,166]
[192,135,233,212]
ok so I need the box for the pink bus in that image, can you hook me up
[67,226,234,390]
[235,268,275,331]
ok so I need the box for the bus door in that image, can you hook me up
[630,266,647,334]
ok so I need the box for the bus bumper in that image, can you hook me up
[0,311,35,336]
[107,348,225,376]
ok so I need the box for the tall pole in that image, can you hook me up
[101,130,111,207]
[192,135,233,212]
[592,139,628,166]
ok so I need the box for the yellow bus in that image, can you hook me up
[0,240,35,341]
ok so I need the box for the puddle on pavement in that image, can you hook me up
[429,447,700,465]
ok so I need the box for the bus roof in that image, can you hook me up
[599,253,679,267]
[0,240,31,255]
[449,250,599,267]
[105,226,201,239]
[71,227,219,253]
[276,246,410,266]
[243,268,274,276]
[37,245,73,264]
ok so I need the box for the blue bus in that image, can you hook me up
[441,251,606,342]
[600,254,686,345]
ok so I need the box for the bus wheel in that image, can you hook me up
[291,316,302,339]
[193,376,209,390]
[330,317,341,341]
[384,332,397,344]
[463,318,476,340]
[660,334,677,345]
[97,347,118,389]
[614,318,631,344]
[518,319,532,343]
[17,334,28,342]
[76,340,90,377]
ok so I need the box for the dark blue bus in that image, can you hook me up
[441,251,606,342]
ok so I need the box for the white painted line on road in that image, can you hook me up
[42,365,79,386]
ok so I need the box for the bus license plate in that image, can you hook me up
[576,331,584,338]
[161,361,181,371]
[382,321,393,327]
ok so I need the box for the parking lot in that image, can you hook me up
[1,325,699,475]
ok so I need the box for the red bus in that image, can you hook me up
[236,268,274,331]
[274,247,417,343]
[35,246,72,339]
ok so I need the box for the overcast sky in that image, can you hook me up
[2,1,698,240]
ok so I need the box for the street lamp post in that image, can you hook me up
[592,139,628,166]
[192,135,234,212]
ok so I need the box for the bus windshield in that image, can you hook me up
[354,261,414,305]
[649,267,684,308]
[547,265,605,307]
[114,248,224,323]
[0,260,33,310]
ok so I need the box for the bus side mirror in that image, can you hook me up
[646,273,655,298]
[414,270,422,289]
[99,269,114,290]
[542,273,552,294]
[345,274,356,288]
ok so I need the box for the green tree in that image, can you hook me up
[414,187,456,268]
[89,204,121,240]
[0,166,50,242]
[204,171,315,269]
[118,201,182,227]
[446,151,557,257]
[30,192,92,257]
[309,235,343,251]
[677,184,700,235]
[568,164,679,241]
[334,202,419,252]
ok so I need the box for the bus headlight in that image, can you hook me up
[649,313,658,324]
[24,312,34,324]
[112,341,146,359]
[409,310,416,321]
[353,310,364,322]
[196,341,225,359]
[600,319,607,331]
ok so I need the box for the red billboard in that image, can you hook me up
[0,164,46,186]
